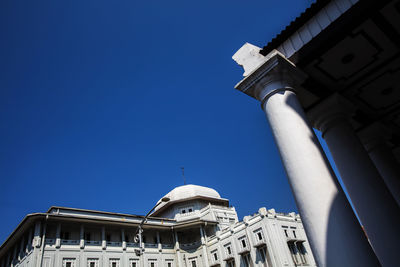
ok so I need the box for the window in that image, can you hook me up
[148,259,157,267]
[239,236,248,250]
[296,242,308,264]
[211,249,218,262]
[284,230,288,237]
[129,259,139,267]
[191,260,196,267]
[287,242,300,265]
[258,247,272,267]
[62,258,76,267]
[227,259,236,267]
[165,260,173,267]
[87,258,99,267]
[180,206,194,214]
[226,245,232,255]
[293,231,297,238]
[109,259,120,267]
[242,253,252,267]
[257,232,263,240]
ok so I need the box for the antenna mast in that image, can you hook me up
[181,167,186,185]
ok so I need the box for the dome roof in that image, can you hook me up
[152,184,228,215]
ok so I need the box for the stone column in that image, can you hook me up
[308,94,400,266]
[122,229,127,250]
[174,230,183,267]
[101,227,106,250]
[233,44,380,267]
[359,123,400,206]
[33,221,41,248]
[156,231,161,251]
[19,236,25,260]
[55,223,61,248]
[26,228,33,253]
[80,225,85,249]
[200,226,209,267]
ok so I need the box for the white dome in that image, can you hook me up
[153,184,226,214]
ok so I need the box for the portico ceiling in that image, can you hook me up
[262,0,400,157]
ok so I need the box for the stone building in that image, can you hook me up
[232,0,400,266]
[0,185,316,267]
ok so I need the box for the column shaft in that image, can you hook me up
[320,116,400,266]
[368,142,400,206]
[262,90,379,266]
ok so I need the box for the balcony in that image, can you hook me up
[223,251,234,261]
[144,243,158,248]
[61,239,79,245]
[106,241,121,247]
[253,238,266,248]
[162,244,174,249]
[238,246,250,255]
[180,241,201,249]
[126,242,140,248]
[44,238,55,245]
[85,240,101,246]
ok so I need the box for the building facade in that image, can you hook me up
[0,185,316,267]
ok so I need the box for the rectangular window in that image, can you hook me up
[293,230,297,238]
[227,259,235,267]
[296,242,308,264]
[257,232,263,240]
[63,258,76,267]
[239,236,248,250]
[284,230,288,237]
[191,260,196,267]
[87,258,99,267]
[109,259,120,267]
[165,260,173,267]
[129,259,139,267]
[287,242,300,265]
[148,259,157,267]
[242,253,252,267]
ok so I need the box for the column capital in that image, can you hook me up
[358,122,392,152]
[233,44,307,103]
[308,94,354,135]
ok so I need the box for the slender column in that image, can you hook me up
[233,45,380,267]
[80,225,85,249]
[19,236,25,260]
[26,228,33,253]
[122,229,127,250]
[101,227,106,250]
[156,231,161,251]
[12,245,17,266]
[32,221,42,248]
[174,231,183,267]
[200,226,209,267]
[55,223,61,248]
[359,123,400,206]
[308,94,400,266]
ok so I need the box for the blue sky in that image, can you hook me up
[0,0,317,242]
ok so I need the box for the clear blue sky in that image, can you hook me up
[0,0,317,243]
